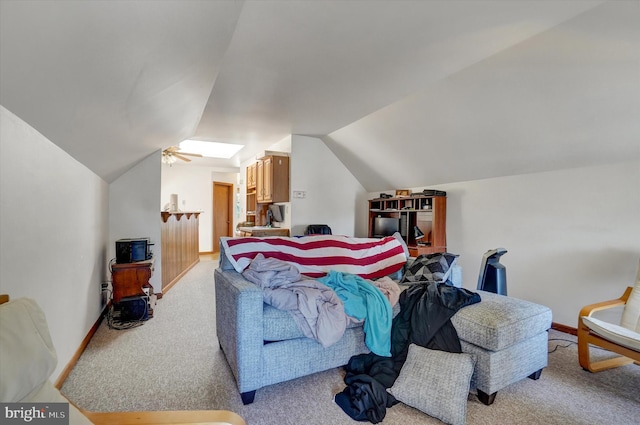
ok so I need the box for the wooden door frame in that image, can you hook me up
[212,181,234,252]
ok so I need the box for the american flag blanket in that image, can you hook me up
[220,235,407,279]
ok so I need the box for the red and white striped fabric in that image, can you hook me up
[221,235,407,279]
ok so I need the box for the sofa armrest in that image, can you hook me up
[214,268,264,393]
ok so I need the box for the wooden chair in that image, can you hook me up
[0,295,245,425]
[577,259,640,372]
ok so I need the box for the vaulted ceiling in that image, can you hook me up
[1,1,638,190]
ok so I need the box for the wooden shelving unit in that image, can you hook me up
[111,258,154,305]
[368,194,447,256]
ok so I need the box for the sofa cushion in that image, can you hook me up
[451,290,552,351]
[389,344,475,425]
[0,298,57,402]
[401,253,458,284]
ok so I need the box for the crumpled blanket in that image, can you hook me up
[371,276,401,308]
[242,253,302,288]
[318,271,393,357]
[243,254,349,347]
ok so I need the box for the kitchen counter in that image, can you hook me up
[237,226,290,237]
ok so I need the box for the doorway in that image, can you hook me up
[213,181,234,253]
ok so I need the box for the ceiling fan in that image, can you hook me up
[162,146,202,164]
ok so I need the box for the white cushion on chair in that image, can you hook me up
[0,298,57,402]
[582,315,640,352]
[620,257,640,332]
[0,298,94,425]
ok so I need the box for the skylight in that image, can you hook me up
[179,140,244,159]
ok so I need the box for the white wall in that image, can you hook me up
[109,151,163,294]
[0,106,109,380]
[364,161,639,327]
[161,163,237,252]
[290,135,368,236]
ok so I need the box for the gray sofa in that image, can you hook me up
[214,238,552,405]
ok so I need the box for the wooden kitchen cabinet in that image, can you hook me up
[256,159,265,202]
[246,162,256,190]
[256,155,289,203]
[245,154,289,226]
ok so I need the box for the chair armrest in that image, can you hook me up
[83,409,246,425]
[579,286,633,318]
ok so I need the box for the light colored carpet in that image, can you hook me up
[61,259,640,424]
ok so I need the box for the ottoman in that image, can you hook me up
[451,290,553,405]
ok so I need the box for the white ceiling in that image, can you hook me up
[1,0,638,189]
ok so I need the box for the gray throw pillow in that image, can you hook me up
[389,344,475,425]
[401,253,458,284]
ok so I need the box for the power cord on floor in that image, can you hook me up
[548,338,576,353]
[548,337,618,354]
[106,301,148,330]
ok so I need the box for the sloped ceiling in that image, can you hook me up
[1,1,638,188]
[327,0,640,190]
[0,0,244,182]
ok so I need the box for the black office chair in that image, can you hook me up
[304,224,332,235]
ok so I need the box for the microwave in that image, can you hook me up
[115,238,152,263]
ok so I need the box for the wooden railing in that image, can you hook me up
[161,211,200,292]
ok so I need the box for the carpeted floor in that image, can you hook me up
[61,258,640,424]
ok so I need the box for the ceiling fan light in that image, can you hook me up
[162,152,177,165]
[179,139,244,159]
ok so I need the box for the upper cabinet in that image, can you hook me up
[245,162,258,223]
[246,162,257,190]
[245,154,290,226]
[256,155,289,203]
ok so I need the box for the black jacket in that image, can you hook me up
[335,282,481,423]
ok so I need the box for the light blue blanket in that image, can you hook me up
[318,270,392,357]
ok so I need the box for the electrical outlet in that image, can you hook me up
[293,191,306,199]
